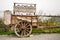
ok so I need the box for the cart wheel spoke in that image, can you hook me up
[14,21,32,37]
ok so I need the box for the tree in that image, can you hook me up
[0,18,8,32]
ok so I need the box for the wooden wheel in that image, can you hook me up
[14,21,32,37]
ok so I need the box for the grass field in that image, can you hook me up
[0,27,60,35]
[32,28,60,34]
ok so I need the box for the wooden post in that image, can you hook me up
[13,3,15,14]
[36,16,39,28]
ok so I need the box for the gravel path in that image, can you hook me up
[0,34,60,40]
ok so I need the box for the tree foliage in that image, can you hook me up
[38,17,58,27]
[0,18,8,32]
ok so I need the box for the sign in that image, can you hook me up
[14,3,36,13]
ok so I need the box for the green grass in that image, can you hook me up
[0,28,60,35]
[0,31,14,35]
[32,28,60,34]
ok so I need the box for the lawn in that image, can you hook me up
[0,27,60,35]
[32,27,60,34]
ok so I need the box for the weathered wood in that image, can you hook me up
[14,3,36,14]
[14,21,32,37]
[11,15,38,26]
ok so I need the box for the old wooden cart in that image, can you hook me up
[4,3,60,37]
[4,3,38,37]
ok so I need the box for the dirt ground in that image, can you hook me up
[0,34,60,40]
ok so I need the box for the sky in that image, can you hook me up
[0,0,60,17]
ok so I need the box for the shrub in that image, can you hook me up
[0,18,8,32]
